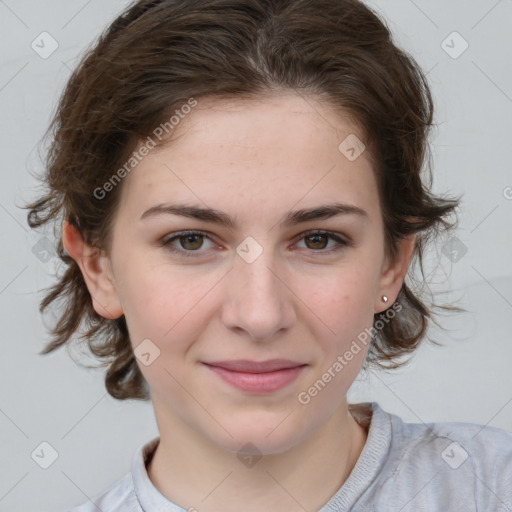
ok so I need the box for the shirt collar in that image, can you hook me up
[132,435,187,511]
[318,402,392,510]
[131,402,390,511]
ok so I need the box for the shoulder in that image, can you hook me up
[353,402,512,511]
[389,410,512,473]
[65,472,141,512]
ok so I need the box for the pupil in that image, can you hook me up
[183,234,202,250]
[308,234,327,249]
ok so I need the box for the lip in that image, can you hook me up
[204,359,305,373]
[202,359,307,393]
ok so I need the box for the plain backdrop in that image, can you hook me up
[1,0,511,510]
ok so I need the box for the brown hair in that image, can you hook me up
[23,0,463,400]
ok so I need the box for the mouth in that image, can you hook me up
[203,359,306,373]
[201,359,307,393]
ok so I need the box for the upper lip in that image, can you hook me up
[203,359,306,373]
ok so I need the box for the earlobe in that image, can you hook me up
[374,233,416,313]
[62,220,123,319]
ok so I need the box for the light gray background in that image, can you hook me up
[1,0,511,510]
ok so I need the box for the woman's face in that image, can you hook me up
[75,92,413,455]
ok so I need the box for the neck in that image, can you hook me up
[147,402,369,512]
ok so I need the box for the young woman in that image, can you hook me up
[24,0,512,510]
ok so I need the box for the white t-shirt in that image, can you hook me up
[66,402,512,511]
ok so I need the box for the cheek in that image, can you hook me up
[116,258,219,349]
[121,266,217,394]
[297,267,377,342]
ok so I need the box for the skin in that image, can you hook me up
[62,92,415,512]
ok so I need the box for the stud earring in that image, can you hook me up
[382,295,388,303]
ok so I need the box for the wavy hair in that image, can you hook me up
[23,0,463,400]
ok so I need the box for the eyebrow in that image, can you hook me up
[139,202,368,228]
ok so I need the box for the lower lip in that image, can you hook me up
[204,364,306,393]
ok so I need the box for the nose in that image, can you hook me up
[220,247,296,342]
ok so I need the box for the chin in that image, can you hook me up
[210,418,308,457]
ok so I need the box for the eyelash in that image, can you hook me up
[160,230,350,258]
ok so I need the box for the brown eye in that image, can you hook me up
[304,233,329,250]
[161,230,215,258]
[178,233,204,251]
[295,230,349,254]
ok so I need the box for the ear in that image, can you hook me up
[62,220,123,319]
[374,232,416,314]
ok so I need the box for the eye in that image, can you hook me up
[160,230,216,257]
[159,229,350,259]
[294,230,349,254]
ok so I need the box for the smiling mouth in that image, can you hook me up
[202,360,307,393]
[202,359,306,373]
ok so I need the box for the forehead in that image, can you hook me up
[116,92,379,225]
[161,92,364,154]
